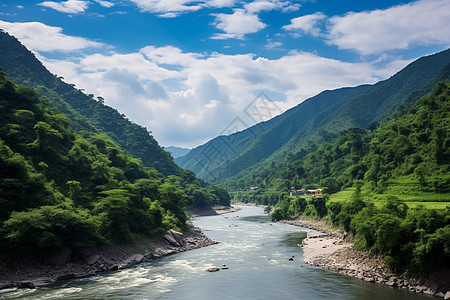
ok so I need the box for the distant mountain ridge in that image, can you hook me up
[0,30,179,175]
[176,48,450,183]
[166,146,191,159]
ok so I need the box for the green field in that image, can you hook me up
[328,185,450,210]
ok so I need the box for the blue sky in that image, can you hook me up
[1,0,449,148]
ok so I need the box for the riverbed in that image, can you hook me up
[0,206,433,299]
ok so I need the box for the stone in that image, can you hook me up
[415,286,424,293]
[17,281,35,289]
[0,282,14,290]
[206,267,220,272]
[85,254,101,265]
[32,278,54,287]
[44,247,72,265]
[56,274,76,281]
[124,254,144,265]
[169,229,185,246]
[444,291,450,300]
[164,233,181,247]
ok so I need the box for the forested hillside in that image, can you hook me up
[0,70,229,262]
[177,49,450,184]
[234,83,450,272]
[0,30,177,175]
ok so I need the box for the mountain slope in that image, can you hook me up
[176,85,371,179]
[177,48,450,183]
[0,30,178,175]
[166,146,191,159]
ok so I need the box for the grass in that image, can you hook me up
[405,202,450,210]
[328,185,449,210]
[328,187,355,203]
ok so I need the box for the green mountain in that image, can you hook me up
[263,83,450,272]
[0,70,179,259]
[166,146,191,159]
[176,49,450,184]
[0,30,177,175]
[0,31,230,262]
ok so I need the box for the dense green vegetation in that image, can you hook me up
[0,71,229,262]
[178,49,450,183]
[0,30,178,175]
[231,83,450,273]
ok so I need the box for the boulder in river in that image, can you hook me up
[206,267,220,272]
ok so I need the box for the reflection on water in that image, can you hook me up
[281,231,308,248]
[239,215,271,223]
[1,206,432,300]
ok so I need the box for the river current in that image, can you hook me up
[2,206,433,299]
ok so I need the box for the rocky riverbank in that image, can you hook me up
[280,218,450,299]
[189,205,240,216]
[0,223,217,292]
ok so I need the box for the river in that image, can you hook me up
[1,206,433,299]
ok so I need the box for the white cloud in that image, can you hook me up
[206,0,237,8]
[265,40,282,49]
[245,0,300,13]
[0,21,104,52]
[126,0,296,16]
[158,12,180,18]
[283,12,326,36]
[94,0,115,8]
[38,44,407,147]
[281,3,300,12]
[129,0,202,14]
[211,9,266,39]
[38,0,90,14]
[327,0,450,55]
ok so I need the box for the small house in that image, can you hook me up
[289,189,305,197]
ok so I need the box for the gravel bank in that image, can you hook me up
[280,218,450,299]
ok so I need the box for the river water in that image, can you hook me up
[2,206,433,299]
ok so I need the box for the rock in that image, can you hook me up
[206,267,220,272]
[435,292,445,298]
[109,264,119,271]
[221,264,229,269]
[17,281,35,289]
[124,254,144,265]
[164,233,181,247]
[387,279,398,287]
[44,247,72,265]
[169,229,185,246]
[85,254,101,265]
[0,282,14,290]
[444,291,450,300]
[32,278,54,287]
[56,274,76,281]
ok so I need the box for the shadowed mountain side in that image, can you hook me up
[0,30,179,175]
[176,48,450,183]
